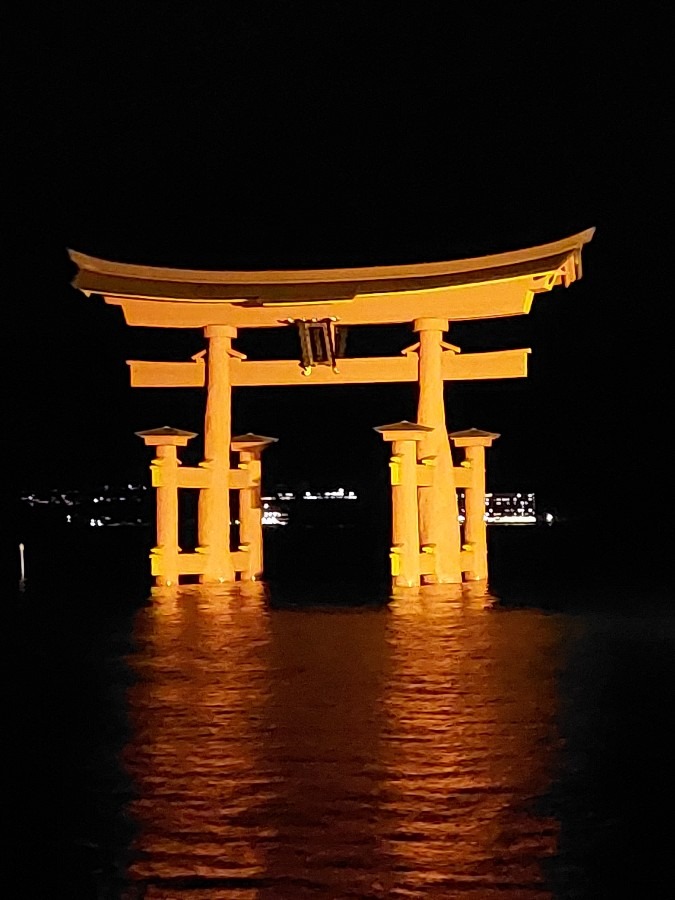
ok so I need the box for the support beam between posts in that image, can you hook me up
[199,325,237,583]
[414,318,463,583]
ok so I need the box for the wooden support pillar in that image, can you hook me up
[231,433,278,581]
[153,444,179,586]
[391,438,422,587]
[450,428,500,581]
[375,421,433,588]
[199,325,237,583]
[136,426,197,588]
[238,450,260,580]
[414,318,463,583]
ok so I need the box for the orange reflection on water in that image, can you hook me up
[381,585,560,897]
[122,583,565,898]
[254,604,394,897]
[123,584,273,887]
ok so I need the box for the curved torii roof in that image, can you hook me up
[68,228,594,328]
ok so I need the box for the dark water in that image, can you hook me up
[11,524,674,898]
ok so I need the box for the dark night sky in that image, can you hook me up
[10,6,669,539]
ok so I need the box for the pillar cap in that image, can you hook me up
[374,420,434,442]
[231,432,278,451]
[449,427,500,447]
[204,324,237,338]
[135,425,198,447]
[413,317,449,332]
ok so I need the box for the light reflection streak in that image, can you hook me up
[381,585,561,897]
[255,605,394,896]
[123,584,272,886]
[121,582,564,897]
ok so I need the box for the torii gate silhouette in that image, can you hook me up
[68,229,594,589]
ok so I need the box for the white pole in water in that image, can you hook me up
[19,543,26,584]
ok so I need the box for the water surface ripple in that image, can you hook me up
[114,582,629,898]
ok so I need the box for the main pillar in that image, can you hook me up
[450,428,499,581]
[414,318,463,583]
[199,325,237,583]
[231,433,278,581]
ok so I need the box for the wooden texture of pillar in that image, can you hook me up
[199,325,237,583]
[154,444,179,587]
[463,445,488,580]
[375,422,432,589]
[137,426,197,588]
[391,438,422,587]
[414,318,463,583]
[232,434,277,583]
[450,428,499,582]
[237,450,262,580]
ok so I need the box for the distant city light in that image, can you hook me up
[262,509,288,526]
[461,491,537,524]
[21,485,547,527]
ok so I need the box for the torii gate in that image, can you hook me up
[68,228,594,589]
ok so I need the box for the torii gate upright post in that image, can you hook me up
[199,325,237,583]
[136,426,197,588]
[231,433,278,581]
[450,428,500,581]
[414,318,463,583]
[375,421,433,587]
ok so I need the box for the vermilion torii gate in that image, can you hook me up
[68,229,594,588]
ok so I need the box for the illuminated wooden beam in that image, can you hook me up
[227,349,529,387]
[69,229,595,327]
[174,549,250,576]
[176,552,207,576]
[104,278,540,328]
[175,466,210,489]
[443,348,530,380]
[229,468,251,490]
[453,466,473,489]
[175,467,251,489]
[128,354,205,387]
[125,348,529,389]
[230,355,416,385]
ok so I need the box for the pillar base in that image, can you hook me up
[151,580,179,596]
[199,574,237,585]
[422,573,463,585]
